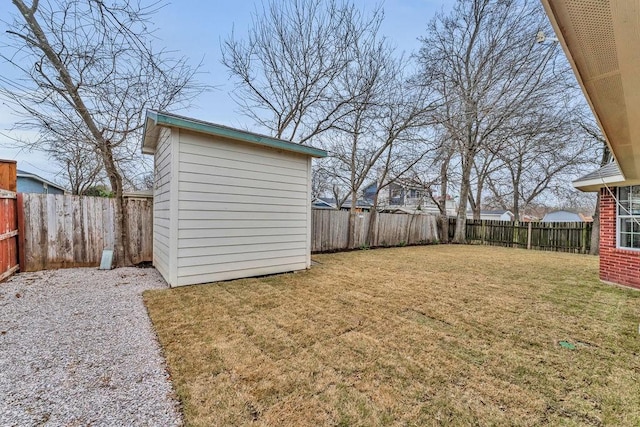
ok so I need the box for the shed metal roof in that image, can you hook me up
[142,110,327,158]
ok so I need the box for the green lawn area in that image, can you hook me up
[144,245,640,426]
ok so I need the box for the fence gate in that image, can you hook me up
[0,160,19,282]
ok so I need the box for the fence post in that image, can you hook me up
[527,221,532,250]
[581,223,587,254]
[512,221,519,248]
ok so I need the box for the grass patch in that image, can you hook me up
[144,245,640,426]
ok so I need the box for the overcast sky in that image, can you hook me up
[0,0,450,183]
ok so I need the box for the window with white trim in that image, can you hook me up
[617,186,640,249]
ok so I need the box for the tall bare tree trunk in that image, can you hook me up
[439,159,450,243]
[348,190,358,249]
[102,145,130,266]
[366,191,379,247]
[453,158,473,243]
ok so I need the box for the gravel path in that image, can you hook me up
[0,267,182,426]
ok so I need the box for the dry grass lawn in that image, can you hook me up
[144,245,640,426]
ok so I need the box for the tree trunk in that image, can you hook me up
[101,144,130,267]
[512,188,520,222]
[468,193,480,220]
[366,191,379,247]
[347,190,358,249]
[439,153,450,243]
[453,159,473,243]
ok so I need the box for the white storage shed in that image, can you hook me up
[141,111,327,287]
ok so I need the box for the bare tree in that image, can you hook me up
[53,139,105,195]
[2,0,204,265]
[417,0,566,242]
[223,0,435,248]
[329,49,435,248]
[222,0,382,144]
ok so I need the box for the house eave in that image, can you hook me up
[541,0,640,180]
[573,174,629,192]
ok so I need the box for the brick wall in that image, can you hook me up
[599,187,640,289]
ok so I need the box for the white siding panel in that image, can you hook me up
[153,127,173,281]
[179,162,306,186]
[178,206,307,218]
[176,262,308,287]
[179,227,306,239]
[179,241,307,259]
[176,131,310,285]
[178,234,306,249]
[179,219,307,229]
[181,152,307,179]
[178,190,306,204]
[178,199,308,212]
[179,135,308,171]
[178,256,308,278]
[179,173,307,193]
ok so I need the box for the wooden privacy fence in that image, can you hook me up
[20,194,153,271]
[0,160,18,281]
[311,209,439,252]
[448,218,592,253]
[0,190,19,281]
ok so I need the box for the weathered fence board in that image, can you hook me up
[0,160,18,282]
[0,191,19,281]
[20,194,153,271]
[312,209,438,252]
[448,218,592,254]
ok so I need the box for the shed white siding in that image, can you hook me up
[152,127,173,280]
[174,130,311,286]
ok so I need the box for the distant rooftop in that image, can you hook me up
[17,169,67,192]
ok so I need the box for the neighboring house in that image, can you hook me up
[142,110,327,287]
[17,169,66,194]
[544,1,640,289]
[312,198,335,210]
[315,197,372,212]
[363,180,425,208]
[541,211,583,222]
[467,210,514,221]
[363,180,458,216]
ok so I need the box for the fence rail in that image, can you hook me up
[312,209,438,252]
[20,194,152,272]
[448,218,592,254]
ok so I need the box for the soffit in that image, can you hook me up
[542,0,640,180]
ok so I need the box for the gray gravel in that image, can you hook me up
[0,267,182,426]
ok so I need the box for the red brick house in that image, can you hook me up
[542,0,640,289]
